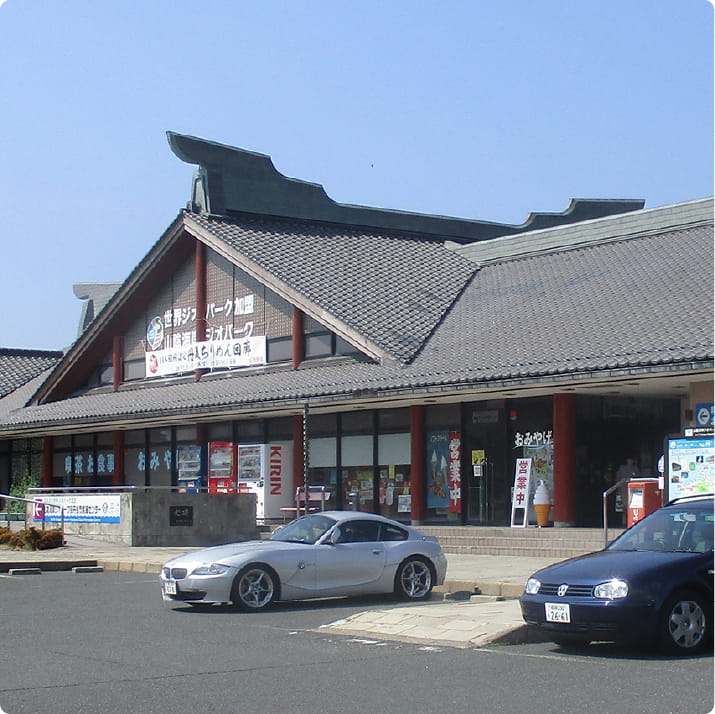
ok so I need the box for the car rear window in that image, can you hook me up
[610,503,714,553]
[380,523,408,541]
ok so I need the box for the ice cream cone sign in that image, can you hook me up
[533,480,552,527]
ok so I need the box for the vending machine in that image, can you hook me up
[236,442,294,519]
[177,445,202,492]
[207,441,237,493]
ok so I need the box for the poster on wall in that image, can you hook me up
[522,442,553,512]
[426,431,461,511]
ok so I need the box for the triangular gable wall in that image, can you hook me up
[35,226,371,402]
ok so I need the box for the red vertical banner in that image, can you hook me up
[448,431,461,513]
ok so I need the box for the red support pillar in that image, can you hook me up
[410,405,425,524]
[112,336,122,392]
[194,241,207,381]
[553,393,577,526]
[113,431,124,486]
[42,436,53,488]
[292,308,304,369]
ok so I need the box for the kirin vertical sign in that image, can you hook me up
[510,457,533,528]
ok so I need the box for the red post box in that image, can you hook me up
[627,478,663,527]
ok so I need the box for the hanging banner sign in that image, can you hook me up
[145,336,266,377]
[448,431,461,513]
[510,457,533,528]
[33,495,121,523]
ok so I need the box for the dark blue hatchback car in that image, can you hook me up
[519,494,714,653]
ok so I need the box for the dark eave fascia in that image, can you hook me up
[32,213,191,405]
[183,214,395,364]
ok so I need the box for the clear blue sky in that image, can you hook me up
[1,1,712,350]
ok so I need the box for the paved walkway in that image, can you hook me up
[0,535,560,649]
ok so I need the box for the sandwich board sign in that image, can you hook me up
[510,457,533,528]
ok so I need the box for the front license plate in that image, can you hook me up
[545,602,570,623]
[164,581,177,596]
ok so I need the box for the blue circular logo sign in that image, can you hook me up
[146,316,164,350]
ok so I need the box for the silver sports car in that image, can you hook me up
[160,511,448,610]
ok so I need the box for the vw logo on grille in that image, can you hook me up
[557,584,569,597]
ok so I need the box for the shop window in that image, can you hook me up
[175,426,196,443]
[148,428,173,488]
[308,413,337,437]
[342,411,374,435]
[10,439,43,491]
[378,408,410,432]
[237,420,265,442]
[53,449,71,487]
[125,447,147,487]
[206,422,232,441]
[425,404,460,429]
[309,437,337,469]
[124,430,146,446]
[307,438,338,493]
[267,418,293,441]
[341,434,375,512]
[377,432,411,520]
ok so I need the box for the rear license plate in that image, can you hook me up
[164,581,177,596]
[545,602,570,623]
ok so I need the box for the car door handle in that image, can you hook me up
[372,549,382,555]
[708,569,713,576]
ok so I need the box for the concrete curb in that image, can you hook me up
[0,559,98,573]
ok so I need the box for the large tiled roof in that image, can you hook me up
[185,211,477,363]
[0,349,62,399]
[415,220,713,380]
[0,200,711,434]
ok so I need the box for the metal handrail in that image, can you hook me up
[0,493,65,534]
[602,478,629,548]
[295,485,331,517]
[27,485,223,494]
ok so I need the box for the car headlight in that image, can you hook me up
[593,579,628,599]
[191,563,230,576]
[524,577,541,595]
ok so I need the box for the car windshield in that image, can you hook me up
[269,514,337,545]
[609,503,714,553]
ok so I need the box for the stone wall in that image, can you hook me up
[27,492,258,547]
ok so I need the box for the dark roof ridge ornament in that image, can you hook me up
[167,131,645,243]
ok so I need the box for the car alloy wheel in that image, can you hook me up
[396,556,433,600]
[232,565,277,611]
[661,590,709,653]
